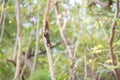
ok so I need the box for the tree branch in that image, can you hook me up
[54,1,76,80]
[0,0,7,42]
[30,11,40,78]
[109,0,120,80]
[89,0,113,8]
[7,59,25,80]
[43,0,56,80]
[20,22,34,79]
[14,0,22,80]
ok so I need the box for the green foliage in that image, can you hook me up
[0,56,14,80]
[29,69,50,80]
[0,0,120,80]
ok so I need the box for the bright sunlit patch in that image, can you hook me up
[23,22,31,28]
[30,17,37,23]
[9,20,12,24]
[69,0,82,6]
[33,0,37,4]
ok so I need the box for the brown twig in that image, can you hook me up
[89,0,113,8]
[13,36,18,60]
[14,0,22,80]
[30,12,40,78]
[109,0,120,80]
[84,48,87,80]
[43,0,56,80]
[108,0,113,8]
[20,22,34,79]
[0,0,7,43]
[54,1,76,80]
[26,41,61,58]
[7,59,25,80]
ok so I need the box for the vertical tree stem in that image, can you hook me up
[84,48,87,80]
[14,0,22,80]
[43,0,56,80]
[0,0,7,42]
[20,23,34,80]
[109,0,120,80]
[54,1,76,80]
[30,13,40,78]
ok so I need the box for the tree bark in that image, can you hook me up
[109,0,120,80]
[54,1,76,80]
[43,0,56,80]
[14,0,22,80]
